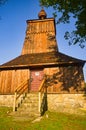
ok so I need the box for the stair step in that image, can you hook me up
[14,111,40,117]
[20,104,38,108]
[16,93,39,116]
[26,94,38,97]
[16,108,40,115]
[23,99,38,103]
[17,109,39,113]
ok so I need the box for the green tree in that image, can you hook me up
[39,0,86,48]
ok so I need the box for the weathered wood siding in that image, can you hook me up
[21,19,58,55]
[0,12,85,95]
[0,69,30,94]
[44,66,85,93]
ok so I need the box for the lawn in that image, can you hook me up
[0,107,86,130]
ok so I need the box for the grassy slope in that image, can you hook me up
[0,107,86,130]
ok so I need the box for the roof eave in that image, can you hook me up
[0,61,85,70]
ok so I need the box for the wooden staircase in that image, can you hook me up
[14,93,40,117]
[12,78,47,118]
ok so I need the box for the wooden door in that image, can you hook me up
[30,69,44,92]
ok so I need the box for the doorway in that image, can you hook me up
[30,69,44,92]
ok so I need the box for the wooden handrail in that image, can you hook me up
[15,79,29,92]
[39,78,46,92]
[38,77,46,113]
[16,85,28,100]
[13,79,29,111]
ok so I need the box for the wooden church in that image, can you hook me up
[0,8,86,114]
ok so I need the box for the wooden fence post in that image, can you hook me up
[13,92,17,112]
[38,92,41,113]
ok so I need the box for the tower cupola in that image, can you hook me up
[38,8,47,19]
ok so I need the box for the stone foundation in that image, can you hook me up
[47,94,86,113]
[0,94,86,113]
[0,95,14,107]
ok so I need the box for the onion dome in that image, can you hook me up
[38,8,47,19]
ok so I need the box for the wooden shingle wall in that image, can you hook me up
[0,69,30,94]
[21,19,58,55]
[44,66,85,93]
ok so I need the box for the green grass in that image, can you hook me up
[0,107,86,130]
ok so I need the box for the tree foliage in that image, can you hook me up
[39,0,86,48]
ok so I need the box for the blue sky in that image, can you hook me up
[0,0,86,81]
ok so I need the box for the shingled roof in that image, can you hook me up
[0,52,85,70]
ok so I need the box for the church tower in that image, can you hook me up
[0,7,85,113]
[21,8,58,55]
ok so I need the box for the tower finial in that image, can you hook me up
[38,8,47,19]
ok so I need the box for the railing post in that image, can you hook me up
[38,92,41,113]
[13,92,17,112]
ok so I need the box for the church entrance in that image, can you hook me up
[30,69,44,92]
